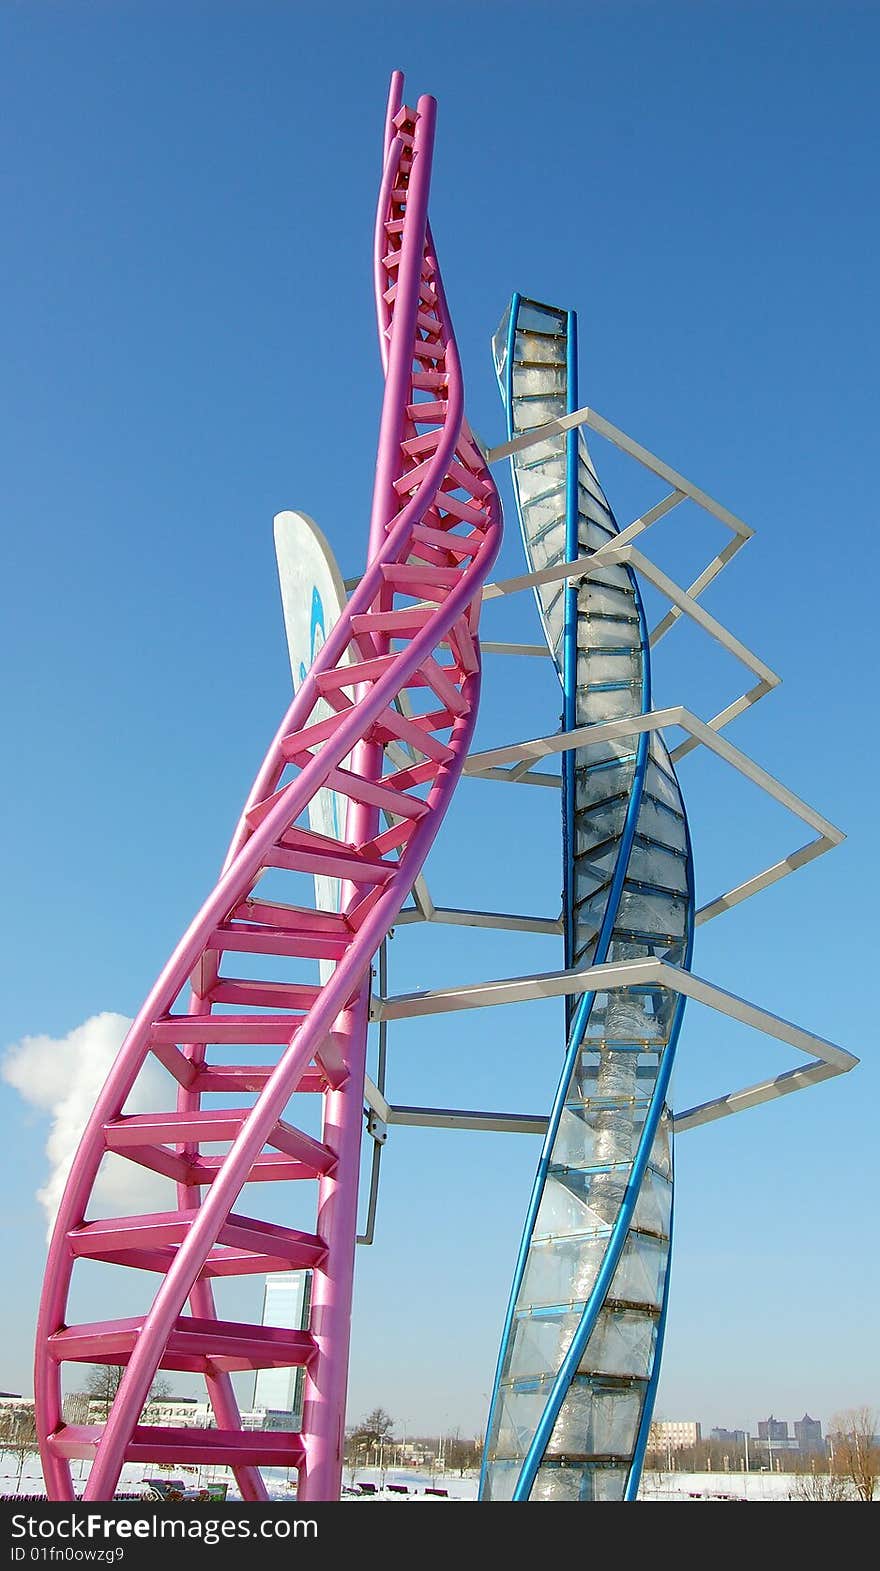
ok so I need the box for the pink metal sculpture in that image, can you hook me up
[34,71,502,1502]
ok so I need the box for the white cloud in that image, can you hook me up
[3,1012,170,1239]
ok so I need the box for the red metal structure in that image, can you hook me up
[34,71,502,1502]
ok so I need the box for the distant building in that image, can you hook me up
[757,1416,789,1443]
[648,1420,702,1451]
[252,1272,312,1429]
[710,1428,746,1445]
[128,1396,212,1428]
[61,1393,90,1426]
[794,1414,823,1451]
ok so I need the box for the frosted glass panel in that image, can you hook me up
[519,1234,609,1314]
[546,1380,642,1458]
[579,649,641,685]
[633,1167,673,1237]
[483,1461,519,1501]
[581,617,641,649]
[580,685,645,725]
[632,797,688,852]
[531,1463,629,1501]
[610,1233,668,1308]
[517,301,567,334]
[645,761,686,814]
[517,459,565,503]
[506,1310,582,1383]
[627,839,689,892]
[513,364,566,396]
[616,887,688,938]
[580,1307,656,1379]
[578,581,638,621]
[514,395,565,428]
[516,332,563,364]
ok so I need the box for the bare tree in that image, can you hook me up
[829,1408,880,1502]
[444,1430,480,1476]
[350,1406,394,1449]
[80,1366,172,1421]
[791,1464,851,1502]
[0,1408,39,1493]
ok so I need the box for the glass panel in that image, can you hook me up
[616,887,688,938]
[513,395,566,428]
[633,1167,673,1237]
[579,685,643,725]
[506,1309,582,1383]
[490,309,510,379]
[494,1387,543,1459]
[645,760,685,814]
[521,492,566,538]
[651,1114,673,1179]
[517,300,567,335]
[546,1379,642,1458]
[576,749,635,791]
[578,581,638,621]
[601,986,662,1046]
[512,363,566,396]
[531,1462,629,1501]
[483,1460,520,1501]
[581,617,641,648]
[579,487,616,527]
[514,433,565,465]
[580,1307,656,1379]
[633,796,688,852]
[553,1105,634,1174]
[577,431,608,491]
[515,331,563,365]
[584,561,634,594]
[574,797,629,845]
[610,1232,668,1308]
[650,731,678,775]
[573,838,618,886]
[627,838,689,893]
[516,458,565,504]
[578,648,641,685]
[572,924,598,967]
[571,889,611,944]
[518,1231,609,1307]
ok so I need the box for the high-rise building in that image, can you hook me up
[252,1272,312,1428]
[710,1428,746,1445]
[794,1414,823,1451]
[758,1416,789,1443]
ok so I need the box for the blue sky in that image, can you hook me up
[1,1,878,1441]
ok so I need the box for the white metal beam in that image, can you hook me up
[485,405,753,539]
[479,537,780,758]
[462,703,843,924]
[480,641,552,658]
[385,1105,548,1135]
[369,956,857,1136]
[393,904,562,936]
[372,956,663,1021]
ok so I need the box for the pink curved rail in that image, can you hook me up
[34,72,501,1503]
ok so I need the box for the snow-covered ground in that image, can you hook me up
[2,1457,478,1502]
[2,1458,846,1503]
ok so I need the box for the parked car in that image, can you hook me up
[139,1477,228,1502]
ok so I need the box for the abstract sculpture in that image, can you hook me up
[481,297,693,1501]
[34,71,501,1503]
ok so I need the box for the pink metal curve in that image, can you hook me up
[34,73,502,1503]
